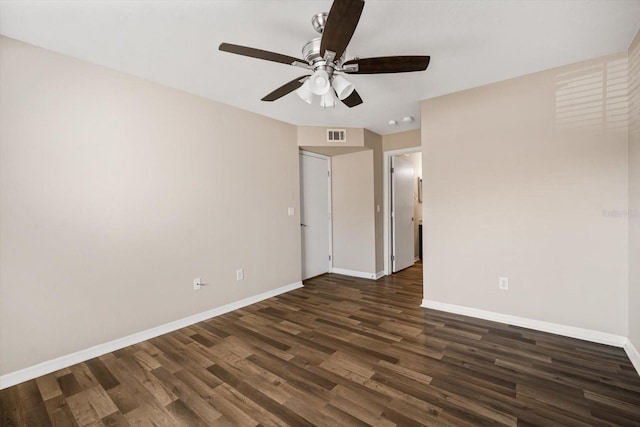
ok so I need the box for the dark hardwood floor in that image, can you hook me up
[2,263,640,426]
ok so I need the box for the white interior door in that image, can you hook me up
[392,156,415,272]
[300,152,331,280]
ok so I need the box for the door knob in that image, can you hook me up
[301,224,308,227]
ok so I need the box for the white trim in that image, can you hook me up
[331,268,377,280]
[383,146,421,276]
[375,271,386,280]
[327,158,333,272]
[298,150,330,161]
[625,340,640,375]
[0,281,303,390]
[420,299,628,348]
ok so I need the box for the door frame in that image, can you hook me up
[299,150,333,277]
[383,147,421,276]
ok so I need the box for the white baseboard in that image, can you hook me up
[421,299,628,348]
[625,340,640,375]
[375,271,385,280]
[422,299,640,376]
[331,268,376,280]
[0,281,303,390]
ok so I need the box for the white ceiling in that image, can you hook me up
[1,0,639,135]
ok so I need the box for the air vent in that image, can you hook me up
[326,129,346,143]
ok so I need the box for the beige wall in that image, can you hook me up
[629,31,640,351]
[331,150,376,276]
[364,130,384,273]
[383,129,420,152]
[0,37,301,374]
[422,52,629,335]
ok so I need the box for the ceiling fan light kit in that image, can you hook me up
[219,0,430,109]
[295,72,354,107]
[320,90,338,108]
[332,75,355,100]
[296,80,314,104]
[310,70,331,95]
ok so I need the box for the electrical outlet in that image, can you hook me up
[498,277,509,290]
[193,277,202,290]
[236,269,244,281]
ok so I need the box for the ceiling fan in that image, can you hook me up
[219,0,430,108]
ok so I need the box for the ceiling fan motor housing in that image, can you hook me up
[303,36,345,77]
[302,38,323,65]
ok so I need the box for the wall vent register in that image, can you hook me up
[326,129,346,143]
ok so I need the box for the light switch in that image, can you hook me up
[288,207,295,216]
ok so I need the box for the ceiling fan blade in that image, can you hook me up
[261,76,310,102]
[341,90,363,108]
[219,43,306,66]
[343,56,431,74]
[320,0,365,60]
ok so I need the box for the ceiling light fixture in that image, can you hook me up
[320,89,337,108]
[310,69,331,95]
[388,120,398,126]
[296,73,353,108]
[402,116,415,123]
[332,75,354,100]
[295,79,314,104]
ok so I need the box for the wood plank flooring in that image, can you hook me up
[2,263,640,426]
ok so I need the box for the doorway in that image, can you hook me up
[299,151,333,280]
[384,148,422,275]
